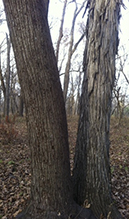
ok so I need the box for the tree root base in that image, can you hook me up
[15,202,97,219]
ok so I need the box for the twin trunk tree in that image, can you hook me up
[3,0,122,219]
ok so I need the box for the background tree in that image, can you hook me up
[66,66,83,116]
[0,35,21,117]
[63,0,86,103]
[18,89,24,117]
[0,39,6,107]
[73,0,123,218]
[49,0,86,105]
[5,33,11,121]
[55,0,67,62]
[112,47,129,122]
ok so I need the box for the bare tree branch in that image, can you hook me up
[120,66,129,84]
[72,31,85,54]
[56,0,67,61]
[63,0,86,102]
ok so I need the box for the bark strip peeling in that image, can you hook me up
[73,0,122,218]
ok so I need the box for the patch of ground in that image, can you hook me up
[110,117,129,219]
[0,118,31,219]
[0,116,128,218]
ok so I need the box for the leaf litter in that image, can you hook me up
[0,116,128,219]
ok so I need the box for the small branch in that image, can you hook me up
[72,31,85,54]
[56,0,67,61]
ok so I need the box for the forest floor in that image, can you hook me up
[0,115,129,219]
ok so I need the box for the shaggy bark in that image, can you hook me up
[73,1,123,218]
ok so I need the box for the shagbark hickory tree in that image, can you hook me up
[73,0,123,219]
[3,0,96,219]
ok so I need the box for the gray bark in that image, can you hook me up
[73,1,123,218]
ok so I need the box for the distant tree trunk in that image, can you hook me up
[0,48,6,101]
[55,0,67,62]
[5,34,11,121]
[66,75,75,116]
[75,66,82,115]
[19,89,24,117]
[10,92,19,114]
[73,1,123,219]
[3,0,74,218]
[0,48,2,122]
[0,86,1,123]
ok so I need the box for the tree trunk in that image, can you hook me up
[5,34,11,121]
[73,1,123,218]
[3,1,73,218]
[0,48,2,122]
[3,1,98,218]
[19,89,24,117]
[56,0,67,62]
[0,45,6,117]
[0,86,1,123]
[10,92,19,114]
[0,53,6,100]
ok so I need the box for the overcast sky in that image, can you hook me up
[0,0,129,82]
[119,0,129,51]
[0,1,129,46]
[0,1,129,43]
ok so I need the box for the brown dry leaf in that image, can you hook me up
[126,204,129,210]
[107,211,111,219]
[0,116,129,218]
[2,216,7,219]
[83,199,91,208]
[13,209,22,217]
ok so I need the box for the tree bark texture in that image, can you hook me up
[73,0,122,218]
[3,1,73,218]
